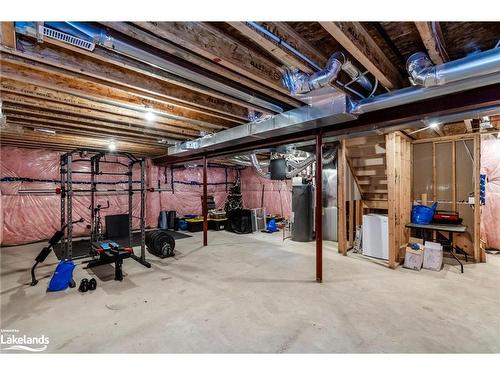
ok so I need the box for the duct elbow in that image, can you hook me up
[282,52,344,95]
[406,52,440,87]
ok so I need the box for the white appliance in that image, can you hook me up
[362,214,389,260]
[250,208,266,232]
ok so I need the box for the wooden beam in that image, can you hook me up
[7,37,254,120]
[363,200,388,210]
[0,129,167,157]
[412,133,476,144]
[319,22,403,89]
[100,22,297,111]
[1,22,16,48]
[3,108,186,141]
[227,22,314,73]
[338,139,348,255]
[464,119,473,133]
[414,22,448,65]
[0,59,242,128]
[259,22,327,67]
[133,22,302,103]
[0,89,200,138]
[5,118,168,146]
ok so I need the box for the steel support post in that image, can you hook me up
[315,132,323,283]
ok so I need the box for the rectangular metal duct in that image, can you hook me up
[169,91,355,156]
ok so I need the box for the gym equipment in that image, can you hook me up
[58,149,151,279]
[85,240,134,281]
[47,260,76,292]
[30,218,84,286]
[145,230,176,258]
[88,278,97,291]
[79,278,89,292]
[87,200,109,243]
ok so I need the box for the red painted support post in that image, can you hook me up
[202,155,208,246]
[315,132,323,283]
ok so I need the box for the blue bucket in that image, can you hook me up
[411,202,437,224]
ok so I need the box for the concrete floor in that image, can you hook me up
[1,230,499,353]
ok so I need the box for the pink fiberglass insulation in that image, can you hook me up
[481,138,500,250]
[1,146,143,245]
[239,167,292,218]
[0,146,238,245]
[155,165,236,216]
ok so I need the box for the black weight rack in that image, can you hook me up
[59,148,151,270]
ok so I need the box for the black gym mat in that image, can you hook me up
[53,230,191,260]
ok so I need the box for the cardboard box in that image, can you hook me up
[404,247,424,271]
[423,241,443,271]
[404,238,424,271]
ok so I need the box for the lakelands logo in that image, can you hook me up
[0,329,49,352]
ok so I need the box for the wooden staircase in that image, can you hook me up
[344,135,388,203]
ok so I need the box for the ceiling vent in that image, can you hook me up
[42,25,95,51]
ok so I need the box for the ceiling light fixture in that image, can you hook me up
[145,109,156,122]
[108,141,116,151]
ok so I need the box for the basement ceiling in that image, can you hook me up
[0,21,499,157]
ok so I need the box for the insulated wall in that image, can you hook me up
[239,167,292,218]
[0,146,235,246]
[481,136,500,250]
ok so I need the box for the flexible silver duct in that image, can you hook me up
[407,47,500,87]
[244,146,338,179]
[282,51,373,95]
[250,154,271,179]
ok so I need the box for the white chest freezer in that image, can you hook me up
[362,214,389,260]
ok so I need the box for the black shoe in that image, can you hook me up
[88,278,97,291]
[79,278,89,292]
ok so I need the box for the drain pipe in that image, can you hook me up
[43,22,285,114]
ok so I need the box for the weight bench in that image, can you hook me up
[84,241,134,281]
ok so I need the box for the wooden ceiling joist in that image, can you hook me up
[0,92,201,141]
[2,106,188,141]
[414,22,449,65]
[0,129,167,157]
[5,38,254,120]
[319,22,404,89]
[5,118,169,146]
[227,22,315,73]
[259,22,328,68]
[1,59,243,128]
[0,22,16,49]
[132,22,303,105]
[0,77,222,134]
[100,22,297,111]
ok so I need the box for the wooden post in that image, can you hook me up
[315,132,323,283]
[202,155,208,247]
[386,132,398,268]
[338,139,347,255]
[473,134,483,262]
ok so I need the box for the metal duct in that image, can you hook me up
[407,47,500,87]
[170,91,354,155]
[38,22,284,113]
[282,51,373,95]
[250,154,271,179]
[282,52,344,95]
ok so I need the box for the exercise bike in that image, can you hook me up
[30,218,85,286]
[87,200,110,244]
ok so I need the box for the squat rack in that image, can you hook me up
[59,148,150,268]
